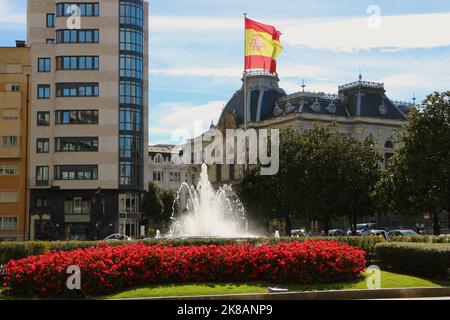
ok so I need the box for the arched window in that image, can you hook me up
[384,140,394,149]
[154,154,163,163]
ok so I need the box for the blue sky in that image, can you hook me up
[1,0,450,144]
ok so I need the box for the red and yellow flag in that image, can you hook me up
[245,18,283,73]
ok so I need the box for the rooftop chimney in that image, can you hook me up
[15,40,26,48]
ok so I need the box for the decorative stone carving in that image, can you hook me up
[379,104,387,115]
[311,99,321,112]
[284,101,295,114]
[326,102,336,114]
[273,103,283,116]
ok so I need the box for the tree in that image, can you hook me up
[160,190,177,222]
[376,92,450,235]
[237,126,382,234]
[142,182,164,227]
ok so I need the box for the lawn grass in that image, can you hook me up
[102,271,450,299]
[2,271,449,300]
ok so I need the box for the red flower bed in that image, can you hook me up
[3,241,365,297]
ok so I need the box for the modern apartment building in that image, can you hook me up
[27,0,149,240]
[0,42,31,241]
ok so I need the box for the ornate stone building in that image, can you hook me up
[189,71,412,186]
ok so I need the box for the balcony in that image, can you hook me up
[28,179,54,188]
[65,214,91,223]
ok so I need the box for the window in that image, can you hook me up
[37,85,50,99]
[55,110,98,124]
[55,137,98,152]
[152,171,164,182]
[64,197,91,214]
[55,165,98,180]
[0,164,19,176]
[37,112,50,126]
[7,83,20,92]
[38,58,51,72]
[169,172,180,183]
[229,164,235,180]
[119,135,142,159]
[120,162,141,185]
[36,139,49,153]
[120,28,143,54]
[120,54,143,79]
[46,14,55,28]
[0,217,17,231]
[154,154,163,163]
[385,141,394,149]
[2,108,19,119]
[35,197,48,208]
[120,1,144,28]
[56,29,99,43]
[2,136,17,147]
[56,56,99,70]
[36,166,49,185]
[119,107,141,131]
[46,39,55,44]
[56,83,99,97]
[56,3,99,17]
[120,80,142,105]
[119,193,139,214]
[0,191,19,203]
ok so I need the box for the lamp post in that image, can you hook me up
[94,187,103,239]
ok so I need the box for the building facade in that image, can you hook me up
[148,144,188,192]
[0,43,31,241]
[27,0,149,240]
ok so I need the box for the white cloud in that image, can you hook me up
[149,100,226,144]
[0,0,26,25]
[283,12,450,52]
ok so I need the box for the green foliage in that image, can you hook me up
[142,182,164,224]
[237,126,382,233]
[388,235,450,243]
[376,92,450,234]
[376,242,450,279]
[0,242,49,264]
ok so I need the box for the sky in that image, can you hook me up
[1,0,450,145]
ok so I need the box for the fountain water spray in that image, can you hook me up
[168,163,250,238]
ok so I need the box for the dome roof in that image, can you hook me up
[218,73,286,125]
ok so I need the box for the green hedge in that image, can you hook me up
[388,235,450,243]
[0,236,384,265]
[375,242,450,279]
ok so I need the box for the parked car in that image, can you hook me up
[360,229,388,238]
[328,229,345,236]
[291,229,307,237]
[347,223,377,236]
[387,229,418,237]
[103,233,132,241]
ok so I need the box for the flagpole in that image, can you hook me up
[243,13,248,172]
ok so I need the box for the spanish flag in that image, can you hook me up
[245,18,283,73]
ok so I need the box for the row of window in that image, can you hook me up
[36,165,98,182]
[1,136,18,147]
[120,80,142,105]
[36,137,98,153]
[119,161,142,186]
[0,164,19,176]
[152,171,182,183]
[37,83,99,99]
[120,54,143,79]
[38,110,99,126]
[56,56,99,70]
[119,135,143,159]
[0,217,17,231]
[56,29,99,44]
[0,191,19,203]
[120,1,144,28]
[56,3,100,17]
[119,28,144,53]
[0,108,19,120]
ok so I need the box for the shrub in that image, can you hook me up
[388,235,450,244]
[4,240,365,297]
[0,237,382,265]
[375,242,450,279]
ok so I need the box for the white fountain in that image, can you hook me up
[168,163,250,238]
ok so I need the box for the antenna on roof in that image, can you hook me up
[301,79,306,92]
[412,92,417,106]
[358,67,363,81]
